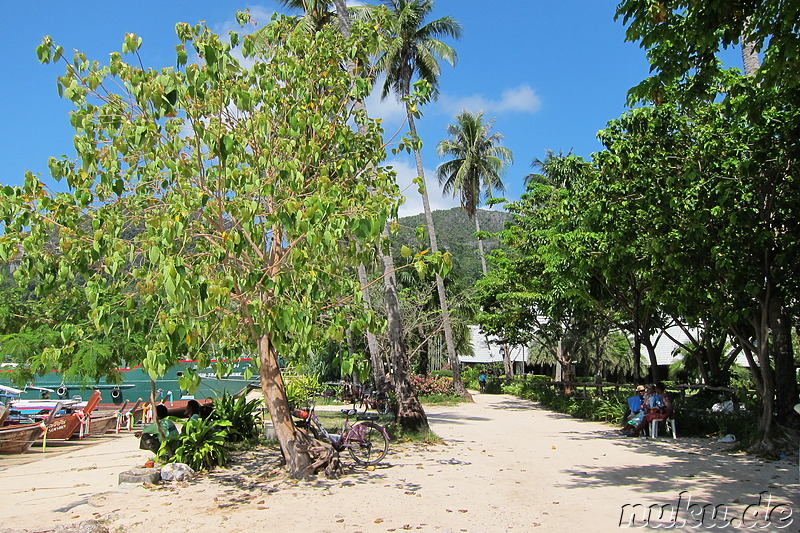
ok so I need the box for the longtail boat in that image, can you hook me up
[36,390,102,441]
[0,403,61,454]
[88,400,129,437]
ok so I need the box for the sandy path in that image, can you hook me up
[1,393,797,532]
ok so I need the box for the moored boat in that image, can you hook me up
[1,359,258,406]
[0,423,46,454]
[0,404,61,454]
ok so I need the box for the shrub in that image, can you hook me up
[211,392,261,442]
[430,369,453,378]
[410,374,456,396]
[284,373,322,409]
[159,418,231,471]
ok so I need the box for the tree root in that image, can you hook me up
[747,424,800,458]
[295,428,341,479]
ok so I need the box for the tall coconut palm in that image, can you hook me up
[277,0,430,430]
[275,0,336,33]
[274,0,387,386]
[524,149,589,190]
[330,0,429,431]
[367,0,469,398]
[435,111,512,275]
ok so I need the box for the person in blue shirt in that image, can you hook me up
[621,385,646,429]
[478,370,487,393]
[628,383,673,437]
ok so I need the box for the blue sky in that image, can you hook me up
[0,2,653,217]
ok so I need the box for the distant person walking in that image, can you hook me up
[479,370,487,394]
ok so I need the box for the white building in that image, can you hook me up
[459,325,528,374]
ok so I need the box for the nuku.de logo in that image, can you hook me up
[619,491,794,529]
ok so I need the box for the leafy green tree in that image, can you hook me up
[0,16,401,477]
[365,0,469,398]
[591,74,800,450]
[275,0,431,431]
[435,111,512,275]
[616,0,800,95]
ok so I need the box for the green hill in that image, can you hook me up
[393,208,512,284]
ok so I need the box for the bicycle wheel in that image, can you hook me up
[377,400,391,415]
[346,421,389,465]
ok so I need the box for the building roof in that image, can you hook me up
[459,325,528,364]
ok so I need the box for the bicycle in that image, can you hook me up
[353,388,392,415]
[292,402,390,466]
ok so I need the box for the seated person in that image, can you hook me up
[136,404,179,453]
[622,385,646,427]
[185,399,201,422]
[628,382,673,437]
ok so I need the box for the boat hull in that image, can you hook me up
[1,360,258,405]
[87,415,118,437]
[0,424,45,454]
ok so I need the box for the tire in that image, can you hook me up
[355,399,367,413]
[377,401,390,415]
[346,421,389,466]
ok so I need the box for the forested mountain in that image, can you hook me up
[393,208,512,284]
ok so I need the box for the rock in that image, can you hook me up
[161,462,195,482]
[118,467,161,485]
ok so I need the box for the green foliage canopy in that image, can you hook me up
[0,16,402,386]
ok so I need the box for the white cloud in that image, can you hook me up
[440,84,542,116]
[385,157,460,218]
[364,76,407,126]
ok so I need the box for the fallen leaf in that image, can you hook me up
[458,509,468,513]
[374,518,384,524]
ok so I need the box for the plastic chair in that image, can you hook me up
[649,417,677,439]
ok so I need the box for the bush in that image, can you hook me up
[284,373,322,409]
[410,374,456,396]
[430,369,453,378]
[211,392,261,442]
[159,417,231,471]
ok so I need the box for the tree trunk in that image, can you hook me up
[258,333,313,478]
[502,344,513,379]
[474,214,487,276]
[641,335,661,382]
[331,3,386,388]
[357,261,385,385]
[632,332,642,384]
[769,292,799,429]
[416,324,429,375]
[406,109,470,401]
[741,19,761,77]
[736,300,779,454]
[381,227,429,432]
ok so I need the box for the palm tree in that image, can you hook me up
[524,150,589,190]
[275,0,336,33]
[435,111,512,275]
[368,0,470,398]
[277,0,430,430]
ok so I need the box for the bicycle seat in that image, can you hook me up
[341,408,357,416]
[356,414,379,421]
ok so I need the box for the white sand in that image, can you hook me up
[1,393,797,532]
